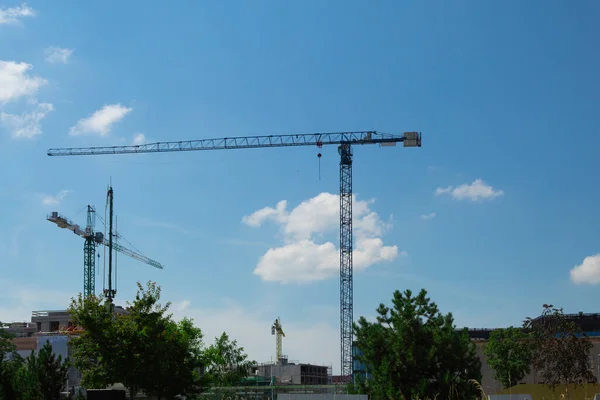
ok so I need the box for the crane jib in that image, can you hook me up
[47,131,421,156]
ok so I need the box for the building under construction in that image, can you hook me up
[254,357,331,385]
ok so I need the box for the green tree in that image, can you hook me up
[484,327,532,388]
[0,355,26,400]
[204,332,255,387]
[0,326,27,400]
[69,281,207,399]
[68,294,119,390]
[523,304,596,397]
[33,341,71,400]
[353,288,482,400]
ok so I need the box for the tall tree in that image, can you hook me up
[484,327,532,388]
[69,281,207,399]
[204,332,255,387]
[523,304,596,397]
[68,294,120,390]
[33,341,71,400]
[353,288,482,400]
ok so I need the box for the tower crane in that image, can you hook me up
[47,188,164,300]
[271,317,285,364]
[47,130,422,380]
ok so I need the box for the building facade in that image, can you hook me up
[352,342,371,381]
[255,358,331,385]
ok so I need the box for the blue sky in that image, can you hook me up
[1,0,600,374]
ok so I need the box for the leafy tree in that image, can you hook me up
[69,281,207,399]
[353,288,482,400]
[484,327,532,388]
[68,294,119,390]
[203,332,255,387]
[523,304,596,397]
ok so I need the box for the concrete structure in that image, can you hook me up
[255,358,331,385]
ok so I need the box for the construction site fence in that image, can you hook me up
[191,384,349,400]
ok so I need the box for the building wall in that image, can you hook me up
[256,363,329,385]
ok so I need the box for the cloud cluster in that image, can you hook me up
[41,189,71,206]
[436,179,504,201]
[570,254,600,285]
[0,4,35,25]
[69,104,132,136]
[420,212,436,221]
[1,102,54,138]
[132,132,146,145]
[0,61,47,104]
[242,193,403,283]
[44,47,74,64]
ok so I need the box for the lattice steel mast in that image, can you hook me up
[339,143,353,378]
[47,188,164,300]
[83,205,97,298]
[48,130,421,379]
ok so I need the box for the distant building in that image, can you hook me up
[352,341,371,381]
[254,357,331,385]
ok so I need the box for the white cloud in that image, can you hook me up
[0,61,47,104]
[435,179,504,201]
[44,47,74,64]
[41,190,71,206]
[0,4,35,25]
[243,193,403,283]
[69,104,132,136]
[132,132,146,145]
[1,102,53,138]
[570,254,600,284]
[420,212,436,221]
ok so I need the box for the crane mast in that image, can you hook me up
[47,187,164,300]
[47,130,421,380]
[105,185,116,303]
[271,317,286,364]
[83,205,97,299]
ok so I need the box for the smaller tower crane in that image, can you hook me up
[47,187,164,299]
[271,317,285,364]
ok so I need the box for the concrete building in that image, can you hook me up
[255,357,331,385]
